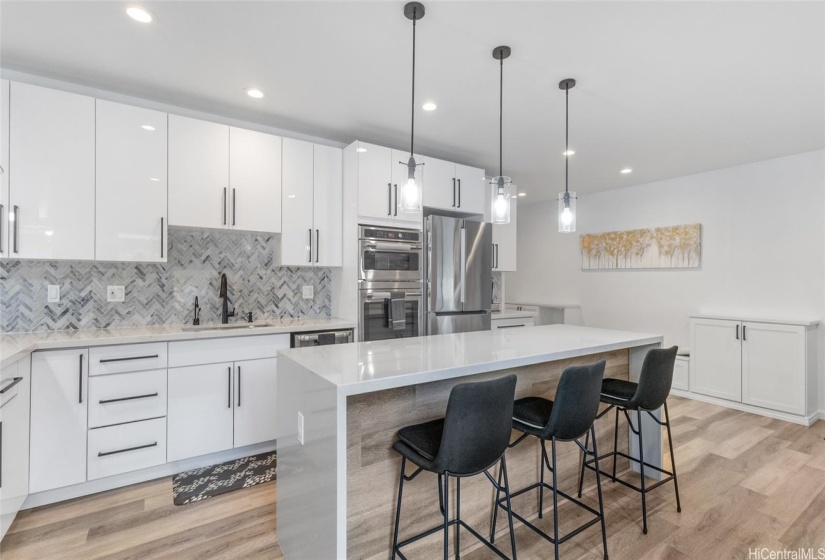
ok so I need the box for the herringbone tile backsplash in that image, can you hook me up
[0,228,332,333]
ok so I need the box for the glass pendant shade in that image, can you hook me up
[399,157,422,213]
[491,176,513,224]
[558,191,577,233]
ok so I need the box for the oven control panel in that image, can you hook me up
[361,227,421,242]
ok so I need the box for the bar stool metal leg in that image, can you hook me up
[636,410,648,535]
[551,437,560,560]
[500,456,518,560]
[490,463,503,542]
[456,477,461,559]
[391,457,406,560]
[664,401,682,512]
[611,406,619,482]
[539,441,548,519]
[443,474,450,559]
[577,430,590,498]
[591,425,609,560]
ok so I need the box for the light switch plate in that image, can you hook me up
[107,285,125,303]
[302,285,314,299]
[47,285,60,303]
[297,412,305,445]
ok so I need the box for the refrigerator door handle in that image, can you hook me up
[460,226,466,305]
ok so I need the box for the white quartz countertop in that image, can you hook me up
[279,324,662,396]
[689,314,820,327]
[0,318,356,368]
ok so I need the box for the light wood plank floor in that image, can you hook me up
[3,397,824,560]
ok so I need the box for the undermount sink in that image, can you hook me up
[181,322,271,332]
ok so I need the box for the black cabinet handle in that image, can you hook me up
[457,178,461,208]
[393,184,398,216]
[99,393,158,404]
[308,229,313,263]
[98,442,157,457]
[736,325,739,340]
[78,354,84,404]
[222,188,227,225]
[227,367,231,408]
[232,188,236,226]
[315,229,319,263]
[237,366,242,408]
[452,178,456,207]
[497,324,526,329]
[388,183,392,216]
[742,325,747,341]
[99,354,159,364]
[0,377,23,394]
[13,205,19,253]
[160,217,164,258]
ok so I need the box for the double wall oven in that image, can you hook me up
[358,225,423,341]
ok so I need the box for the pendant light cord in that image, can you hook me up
[499,52,503,178]
[410,9,416,156]
[565,86,569,197]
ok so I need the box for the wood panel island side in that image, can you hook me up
[276,325,664,559]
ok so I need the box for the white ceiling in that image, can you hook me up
[2,1,823,201]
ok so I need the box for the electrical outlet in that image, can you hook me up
[47,285,60,303]
[297,412,305,445]
[302,285,314,299]
[107,285,125,303]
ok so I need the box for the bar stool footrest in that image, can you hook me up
[395,517,514,560]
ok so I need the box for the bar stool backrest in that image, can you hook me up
[631,346,678,411]
[544,360,606,441]
[434,374,517,476]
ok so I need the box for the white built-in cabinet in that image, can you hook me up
[8,82,96,260]
[1,79,8,257]
[29,348,89,494]
[95,100,168,262]
[280,138,342,266]
[492,198,517,271]
[422,155,486,215]
[354,141,423,225]
[1,357,31,542]
[233,358,279,448]
[689,316,817,418]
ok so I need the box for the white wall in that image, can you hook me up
[508,150,825,411]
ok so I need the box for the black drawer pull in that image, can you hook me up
[0,377,23,394]
[99,354,159,364]
[98,442,158,457]
[497,324,526,329]
[99,392,159,404]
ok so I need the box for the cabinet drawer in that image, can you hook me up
[492,318,535,329]
[90,343,168,376]
[88,417,166,480]
[168,334,289,367]
[89,369,167,428]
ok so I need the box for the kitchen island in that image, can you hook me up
[276,325,664,559]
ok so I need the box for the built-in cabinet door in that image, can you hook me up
[9,82,95,260]
[29,349,89,493]
[357,142,393,221]
[167,362,234,462]
[492,198,517,271]
[1,79,8,257]
[742,322,806,415]
[391,149,423,224]
[313,144,342,267]
[95,100,168,262]
[229,127,282,233]
[281,137,315,266]
[0,358,30,541]
[689,318,742,402]
[455,164,486,215]
[422,156,457,211]
[233,358,278,448]
[168,115,229,229]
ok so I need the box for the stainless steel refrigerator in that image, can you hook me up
[425,215,493,335]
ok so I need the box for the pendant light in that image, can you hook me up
[490,46,513,224]
[558,78,577,233]
[400,2,425,213]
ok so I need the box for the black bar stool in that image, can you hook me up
[391,375,519,560]
[577,346,681,534]
[491,361,609,560]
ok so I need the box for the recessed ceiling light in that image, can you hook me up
[621,168,632,174]
[563,150,575,156]
[126,7,154,23]
[141,125,155,131]
[518,193,527,197]
[357,147,367,153]
[287,194,296,199]
[422,102,437,111]
[44,230,54,236]
[149,177,160,182]
[245,88,265,99]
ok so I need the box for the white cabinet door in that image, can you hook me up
[168,115,229,229]
[492,198,517,271]
[672,356,689,391]
[391,149,423,224]
[357,142,393,221]
[313,144,342,267]
[167,363,234,462]
[422,156,456,211]
[0,359,30,541]
[234,358,278,448]
[281,137,315,266]
[30,349,88,493]
[95,100,167,262]
[455,164,486,215]
[1,79,8,257]
[742,322,806,415]
[690,318,742,402]
[229,127,281,233]
[9,82,95,260]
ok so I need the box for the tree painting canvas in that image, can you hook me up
[580,224,701,270]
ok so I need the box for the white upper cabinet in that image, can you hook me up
[313,143,343,267]
[454,164,487,215]
[1,79,8,257]
[168,114,230,230]
[9,82,96,260]
[95,100,168,262]
[492,198,517,271]
[229,127,282,233]
[356,142,394,222]
[422,156,457,211]
[391,149,423,224]
[281,137,315,265]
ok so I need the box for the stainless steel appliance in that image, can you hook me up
[425,215,492,335]
[358,225,422,283]
[358,281,423,341]
[291,329,354,348]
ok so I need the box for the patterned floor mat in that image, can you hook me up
[172,452,276,505]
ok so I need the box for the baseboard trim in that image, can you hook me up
[668,390,816,426]
[22,440,276,510]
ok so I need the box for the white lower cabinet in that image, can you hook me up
[88,418,167,480]
[234,358,278,448]
[1,358,30,542]
[492,316,535,330]
[29,349,89,494]
[689,318,742,402]
[672,355,689,392]
[88,368,167,428]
